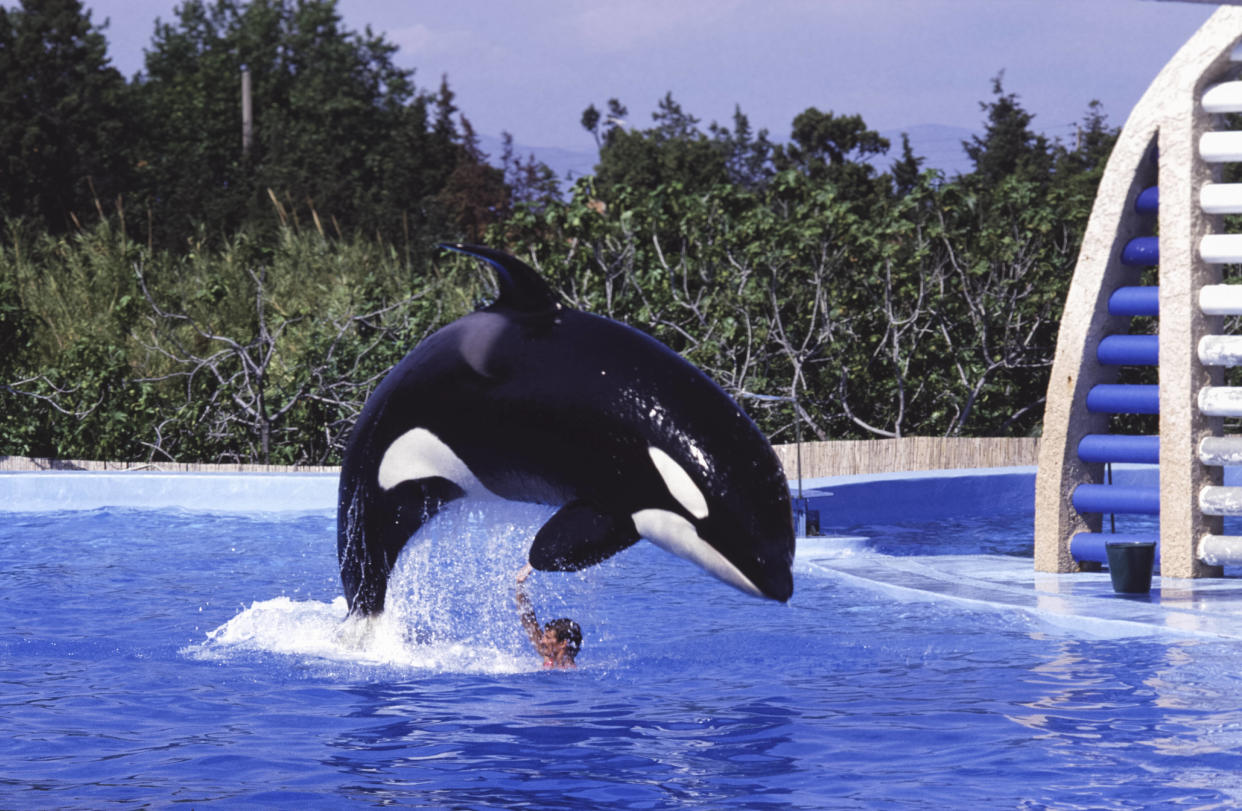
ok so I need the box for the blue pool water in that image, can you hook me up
[6,480,1242,808]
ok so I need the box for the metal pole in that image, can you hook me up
[738,389,804,499]
[794,398,803,500]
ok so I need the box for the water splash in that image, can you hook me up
[794,534,871,561]
[185,501,563,674]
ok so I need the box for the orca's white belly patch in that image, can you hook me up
[377,427,499,499]
[631,508,761,597]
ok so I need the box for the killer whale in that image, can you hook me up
[336,243,794,616]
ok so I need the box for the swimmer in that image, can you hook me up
[515,563,581,669]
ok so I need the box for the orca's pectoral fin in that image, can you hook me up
[528,501,640,571]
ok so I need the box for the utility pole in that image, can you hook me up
[241,67,253,158]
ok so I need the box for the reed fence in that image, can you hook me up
[772,437,1040,480]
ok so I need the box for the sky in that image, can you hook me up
[78,0,1219,172]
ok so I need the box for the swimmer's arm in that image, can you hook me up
[515,564,541,645]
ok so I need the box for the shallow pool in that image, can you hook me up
[5,495,1242,808]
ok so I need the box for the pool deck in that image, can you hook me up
[799,539,1242,642]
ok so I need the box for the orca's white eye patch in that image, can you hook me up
[647,446,709,520]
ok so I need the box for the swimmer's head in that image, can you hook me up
[545,618,582,659]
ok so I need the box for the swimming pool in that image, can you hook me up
[5,468,1242,808]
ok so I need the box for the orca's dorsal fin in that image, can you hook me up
[440,243,561,313]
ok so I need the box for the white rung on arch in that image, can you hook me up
[1199,386,1242,417]
[1200,436,1242,466]
[1203,81,1242,112]
[1201,183,1242,213]
[1199,334,1242,366]
[1201,131,1242,162]
[1201,284,1242,314]
[1201,486,1242,515]
[1200,534,1242,566]
[1200,233,1242,262]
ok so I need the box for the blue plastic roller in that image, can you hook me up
[1077,434,1159,464]
[1108,286,1159,317]
[1086,384,1159,414]
[1071,532,1160,564]
[1097,334,1157,365]
[1121,236,1159,266]
[1072,484,1160,515]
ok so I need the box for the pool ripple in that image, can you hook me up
[7,507,1242,806]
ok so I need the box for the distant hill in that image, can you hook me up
[477,134,598,188]
[480,123,979,191]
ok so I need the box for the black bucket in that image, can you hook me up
[1105,541,1156,595]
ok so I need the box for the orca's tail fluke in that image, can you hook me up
[439,243,561,313]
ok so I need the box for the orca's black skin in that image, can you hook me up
[336,244,794,616]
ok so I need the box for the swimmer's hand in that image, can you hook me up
[516,563,533,585]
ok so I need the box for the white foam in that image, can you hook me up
[184,595,533,674]
[183,501,568,675]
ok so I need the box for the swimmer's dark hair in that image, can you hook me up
[546,618,582,657]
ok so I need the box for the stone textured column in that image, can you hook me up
[1156,32,1235,579]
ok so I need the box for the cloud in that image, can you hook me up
[387,22,435,55]
[566,0,746,52]
[388,22,477,60]
[384,19,514,93]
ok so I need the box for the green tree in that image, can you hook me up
[0,0,133,232]
[133,0,469,245]
[962,72,1053,186]
[500,132,562,211]
[0,269,37,454]
[1052,100,1119,197]
[134,0,247,239]
[0,215,484,464]
[927,175,1074,435]
[776,108,890,198]
[587,93,732,199]
[580,97,628,151]
[709,106,777,188]
[436,117,509,242]
[0,52,1121,461]
[890,133,925,195]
